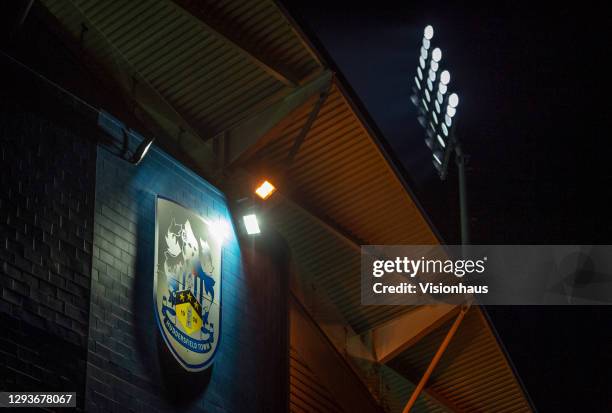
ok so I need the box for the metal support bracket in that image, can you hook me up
[285,85,331,166]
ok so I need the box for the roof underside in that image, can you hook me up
[37,1,532,412]
[42,0,321,138]
[389,309,532,413]
[244,82,437,246]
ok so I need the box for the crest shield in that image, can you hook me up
[153,197,222,371]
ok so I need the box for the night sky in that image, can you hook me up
[284,1,611,411]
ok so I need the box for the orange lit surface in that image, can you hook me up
[255,180,276,200]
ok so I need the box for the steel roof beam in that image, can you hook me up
[277,185,366,252]
[173,0,301,87]
[403,306,469,413]
[380,364,466,413]
[221,70,332,168]
[370,304,459,364]
[35,2,221,184]
[285,85,330,165]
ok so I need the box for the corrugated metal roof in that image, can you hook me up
[290,347,345,412]
[248,78,532,412]
[180,0,320,79]
[268,197,532,412]
[40,0,321,138]
[379,365,449,413]
[269,199,414,334]
[248,82,438,246]
[389,308,532,413]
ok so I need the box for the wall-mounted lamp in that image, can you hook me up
[242,214,261,235]
[254,180,276,200]
[231,195,262,237]
[121,128,154,165]
[98,110,154,166]
[231,175,279,237]
[130,136,154,165]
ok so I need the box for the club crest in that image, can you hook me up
[153,197,222,372]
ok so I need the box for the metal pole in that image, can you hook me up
[455,142,470,245]
[12,0,34,37]
[402,305,469,413]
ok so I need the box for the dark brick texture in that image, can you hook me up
[0,104,96,410]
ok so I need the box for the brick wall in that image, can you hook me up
[1,48,288,411]
[0,101,289,412]
[88,144,288,412]
[0,105,96,409]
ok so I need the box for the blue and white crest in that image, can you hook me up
[153,197,222,372]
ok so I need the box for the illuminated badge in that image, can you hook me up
[154,197,222,372]
[175,289,203,335]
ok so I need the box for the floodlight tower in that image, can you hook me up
[411,25,469,244]
[404,30,472,413]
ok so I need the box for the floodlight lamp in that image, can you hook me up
[424,25,434,40]
[437,134,446,148]
[440,70,451,85]
[441,123,449,136]
[414,76,421,90]
[425,135,434,149]
[438,83,448,95]
[419,56,426,69]
[255,180,276,200]
[432,111,439,124]
[424,89,431,102]
[420,47,428,60]
[434,100,441,113]
[426,78,433,91]
[243,214,260,235]
[417,66,423,80]
[130,137,154,165]
[445,114,453,127]
[446,105,457,118]
[432,48,442,62]
[433,150,443,167]
[422,38,431,50]
[430,61,439,72]
[428,70,436,82]
[448,93,459,108]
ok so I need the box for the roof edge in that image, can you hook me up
[275,1,445,245]
[479,307,538,412]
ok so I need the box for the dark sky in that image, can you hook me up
[283,1,612,411]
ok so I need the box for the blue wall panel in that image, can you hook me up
[88,144,261,412]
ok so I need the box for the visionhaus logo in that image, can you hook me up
[154,197,222,372]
